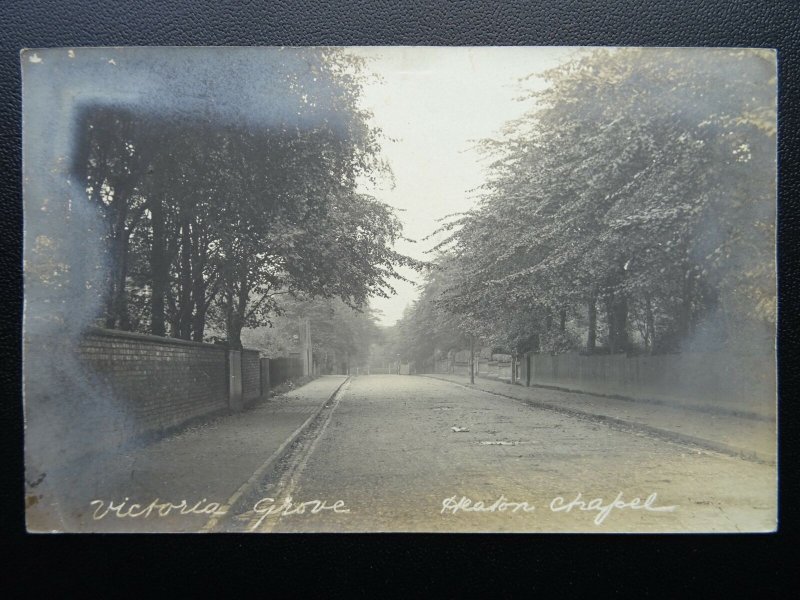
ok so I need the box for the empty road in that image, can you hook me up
[220,375,776,533]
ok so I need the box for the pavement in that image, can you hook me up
[26,375,349,533]
[424,374,777,465]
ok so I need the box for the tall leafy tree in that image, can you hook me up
[69,48,420,347]
[427,48,775,358]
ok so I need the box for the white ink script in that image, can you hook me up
[549,492,677,525]
[249,496,350,530]
[90,498,228,520]
[441,495,536,515]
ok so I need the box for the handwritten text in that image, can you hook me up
[549,492,677,525]
[90,498,227,520]
[441,495,536,514]
[249,496,350,529]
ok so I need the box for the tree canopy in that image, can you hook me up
[404,48,775,364]
[27,48,419,348]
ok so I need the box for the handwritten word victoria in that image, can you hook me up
[90,498,227,520]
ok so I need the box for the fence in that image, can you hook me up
[522,351,775,417]
[436,352,513,380]
[428,347,774,418]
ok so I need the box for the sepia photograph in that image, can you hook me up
[22,46,777,533]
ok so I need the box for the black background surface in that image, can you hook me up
[1,0,796,594]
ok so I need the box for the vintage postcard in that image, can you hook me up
[22,46,777,533]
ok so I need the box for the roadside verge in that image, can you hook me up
[422,374,776,465]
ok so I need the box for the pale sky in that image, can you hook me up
[350,47,577,326]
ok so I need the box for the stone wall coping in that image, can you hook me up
[82,326,260,355]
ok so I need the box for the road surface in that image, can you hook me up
[219,375,776,533]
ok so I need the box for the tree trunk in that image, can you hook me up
[644,292,656,354]
[678,268,694,342]
[606,292,629,354]
[469,336,475,384]
[615,295,629,352]
[113,231,131,330]
[112,225,130,330]
[606,293,616,353]
[104,277,117,329]
[225,289,244,350]
[192,302,207,343]
[587,292,597,352]
[227,315,243,350]
[106,185,131,330]
[149,195,168,336]
[226,266,249,350]
[167,291,180,338]
[559,308,566,332]
[191,227,208,342]
[177,214,193,340]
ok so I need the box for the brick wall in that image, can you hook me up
[78,328,229,435]
[24,326,264,469]
[78,327,229,438]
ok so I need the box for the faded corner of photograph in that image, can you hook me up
[22,46,776,534]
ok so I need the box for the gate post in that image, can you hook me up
[525,352,532,387]
[511,353,517,384]
[228,349,243,412]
